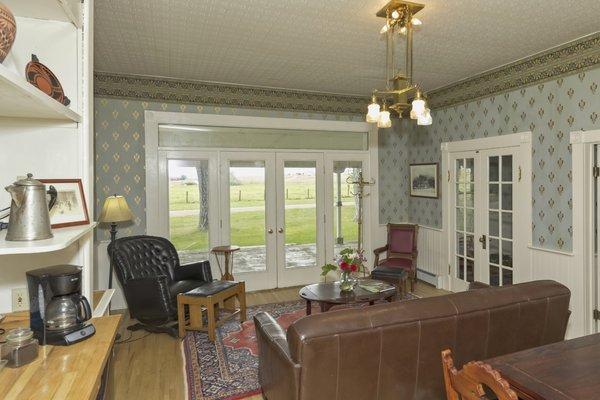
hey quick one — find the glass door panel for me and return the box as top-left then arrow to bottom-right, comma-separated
167,159 -> 212,264
228,160 -> 268,273
486,154 -> 514,286
283,160 -> 318,269
332,161 -> 362,255
454,157 -> 475,283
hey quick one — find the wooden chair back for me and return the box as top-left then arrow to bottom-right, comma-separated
441,349 -> 518,400
387,223 -> 419,259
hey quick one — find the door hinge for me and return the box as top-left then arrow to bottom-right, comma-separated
593,166 -> 600,179
448,264 -> 451,274
594,309 -> 600,320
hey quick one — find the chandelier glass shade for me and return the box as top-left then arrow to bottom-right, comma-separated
366,1 -> 431,128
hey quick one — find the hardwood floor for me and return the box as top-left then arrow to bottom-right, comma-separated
110,281 -> 449,399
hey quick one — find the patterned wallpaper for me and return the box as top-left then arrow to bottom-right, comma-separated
406,67 -> 600,251
94,98 -> 369,240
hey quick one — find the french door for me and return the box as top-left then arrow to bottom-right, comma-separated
449,147 -> 520,291
160,150 -> 370,291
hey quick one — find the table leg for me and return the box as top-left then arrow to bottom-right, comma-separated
306,300 -> 312,315
238,283 -> 247,322
320,303 -> 333,313
222,252 -> 234,281
206,297 -> 216,342
177,296 -> 186,338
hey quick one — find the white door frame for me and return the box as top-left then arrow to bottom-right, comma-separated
441,132 -> 532,291
571,129 -> 600,335
144,111 -> 380,289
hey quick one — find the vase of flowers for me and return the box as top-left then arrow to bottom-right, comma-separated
321,248 -> 366,292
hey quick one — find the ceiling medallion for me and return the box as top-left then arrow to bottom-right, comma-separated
366,0 -> 431,128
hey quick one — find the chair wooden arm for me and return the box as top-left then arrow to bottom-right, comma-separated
373,245 -> 388,267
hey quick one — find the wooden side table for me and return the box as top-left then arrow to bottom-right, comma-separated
211,245 -> 240,281
177,281 -> 246,342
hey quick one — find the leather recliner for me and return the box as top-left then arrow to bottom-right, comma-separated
254,280 -> 571,400
109,235 -> 214,335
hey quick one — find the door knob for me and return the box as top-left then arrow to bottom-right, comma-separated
267,228 -> 273,234
479,235 -> 487,249
278,228 -> 284,233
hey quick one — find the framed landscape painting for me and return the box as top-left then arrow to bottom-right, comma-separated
410,163 -> 438,198
40,179 -> 90,228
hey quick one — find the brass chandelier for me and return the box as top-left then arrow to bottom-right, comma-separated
366,0 -> 431,128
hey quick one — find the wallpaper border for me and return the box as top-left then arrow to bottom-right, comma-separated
94,73 -> 368,115
428,32 -> 600,109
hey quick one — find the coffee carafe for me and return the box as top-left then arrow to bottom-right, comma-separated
5,173 -> 57,241
26,265 -> 95,345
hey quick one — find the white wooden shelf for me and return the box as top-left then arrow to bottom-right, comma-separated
0,222 -> 97,255
3,0 -> 81,28
0,63 -> 81,122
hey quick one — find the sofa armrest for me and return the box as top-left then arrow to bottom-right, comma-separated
254,312 -> 301,400
174,260 -> 213,282
125,275 -> 174,323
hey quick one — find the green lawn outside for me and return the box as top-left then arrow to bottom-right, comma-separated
170,206 -> 358,251
169,181 -> 355,210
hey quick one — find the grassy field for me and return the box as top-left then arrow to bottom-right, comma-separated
169,180 -> 355,210
169,172 -> 359,251
170,206 -> 358,251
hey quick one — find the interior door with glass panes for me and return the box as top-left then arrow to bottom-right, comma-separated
449,152 -> 480,291
480,149 -> 517,286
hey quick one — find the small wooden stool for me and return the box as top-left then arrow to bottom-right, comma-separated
177,281 -> 247,341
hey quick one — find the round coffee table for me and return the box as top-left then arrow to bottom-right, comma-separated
299,279 -> 396,315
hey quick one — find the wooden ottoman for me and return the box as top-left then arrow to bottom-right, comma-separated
177,281 -> 247,341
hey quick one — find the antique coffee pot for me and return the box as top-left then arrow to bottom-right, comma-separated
4,174 -> 57,241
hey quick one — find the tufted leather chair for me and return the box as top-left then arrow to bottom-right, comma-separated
108,235 -> 214,334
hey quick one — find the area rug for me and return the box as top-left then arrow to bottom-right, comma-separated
182,294 -> 418,400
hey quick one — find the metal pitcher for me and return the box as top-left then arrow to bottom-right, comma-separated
5,174 -> 57,241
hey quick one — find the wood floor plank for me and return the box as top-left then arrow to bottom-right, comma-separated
111,281 -> 449,399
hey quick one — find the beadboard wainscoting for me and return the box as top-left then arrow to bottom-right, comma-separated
414,223 -> 585,339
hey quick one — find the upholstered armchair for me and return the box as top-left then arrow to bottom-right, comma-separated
108,235 -> 214,336
372,223 -> 419,292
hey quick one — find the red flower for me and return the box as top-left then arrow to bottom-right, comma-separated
351,264 -> 358,272
340,261 -> 350,271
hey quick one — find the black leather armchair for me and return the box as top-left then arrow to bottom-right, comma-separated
108,235 -> 214,336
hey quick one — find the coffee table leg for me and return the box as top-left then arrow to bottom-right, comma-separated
306,300 -> 312,315
320,303 -> 333,313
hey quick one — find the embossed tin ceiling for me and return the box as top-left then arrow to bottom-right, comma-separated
94,0 -> 600,96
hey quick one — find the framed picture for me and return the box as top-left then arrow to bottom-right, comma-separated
40,179 -> 90,228
410,163 -> 439,198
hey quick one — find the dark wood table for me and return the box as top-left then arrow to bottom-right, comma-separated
485,333 -> 600,400
299,279 -> 396,315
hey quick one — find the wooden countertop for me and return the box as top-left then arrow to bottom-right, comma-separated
0,311 -> 121,400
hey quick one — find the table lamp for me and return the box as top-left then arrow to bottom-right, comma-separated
99,195 -> 133,289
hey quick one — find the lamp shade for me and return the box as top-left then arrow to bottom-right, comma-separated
417,108 -> 433,126
366,101 -> 381,123
99,195 -> 133,223
377,109 -> 392,128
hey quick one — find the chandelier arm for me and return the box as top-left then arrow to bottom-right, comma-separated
374,85 -> 418,97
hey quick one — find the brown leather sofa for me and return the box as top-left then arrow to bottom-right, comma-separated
254,280 -> 570,400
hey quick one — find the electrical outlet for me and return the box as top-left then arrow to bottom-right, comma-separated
11,288 -> 29,312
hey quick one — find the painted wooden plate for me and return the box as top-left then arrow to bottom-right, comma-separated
25,54 -> 70,106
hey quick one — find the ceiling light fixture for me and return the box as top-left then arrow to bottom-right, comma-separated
366,1 -> 431,128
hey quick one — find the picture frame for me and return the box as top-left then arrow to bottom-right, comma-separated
409,163 -> 439,198
39,179 -> 90,228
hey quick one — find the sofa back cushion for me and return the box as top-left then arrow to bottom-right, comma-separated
286,280 -> 570,400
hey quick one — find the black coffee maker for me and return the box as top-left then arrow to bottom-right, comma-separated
26,265 -> 95,345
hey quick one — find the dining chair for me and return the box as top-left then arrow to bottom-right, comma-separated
441,349 -> 518,400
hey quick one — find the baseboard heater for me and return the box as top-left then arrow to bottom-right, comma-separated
416,268 -> 439,287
